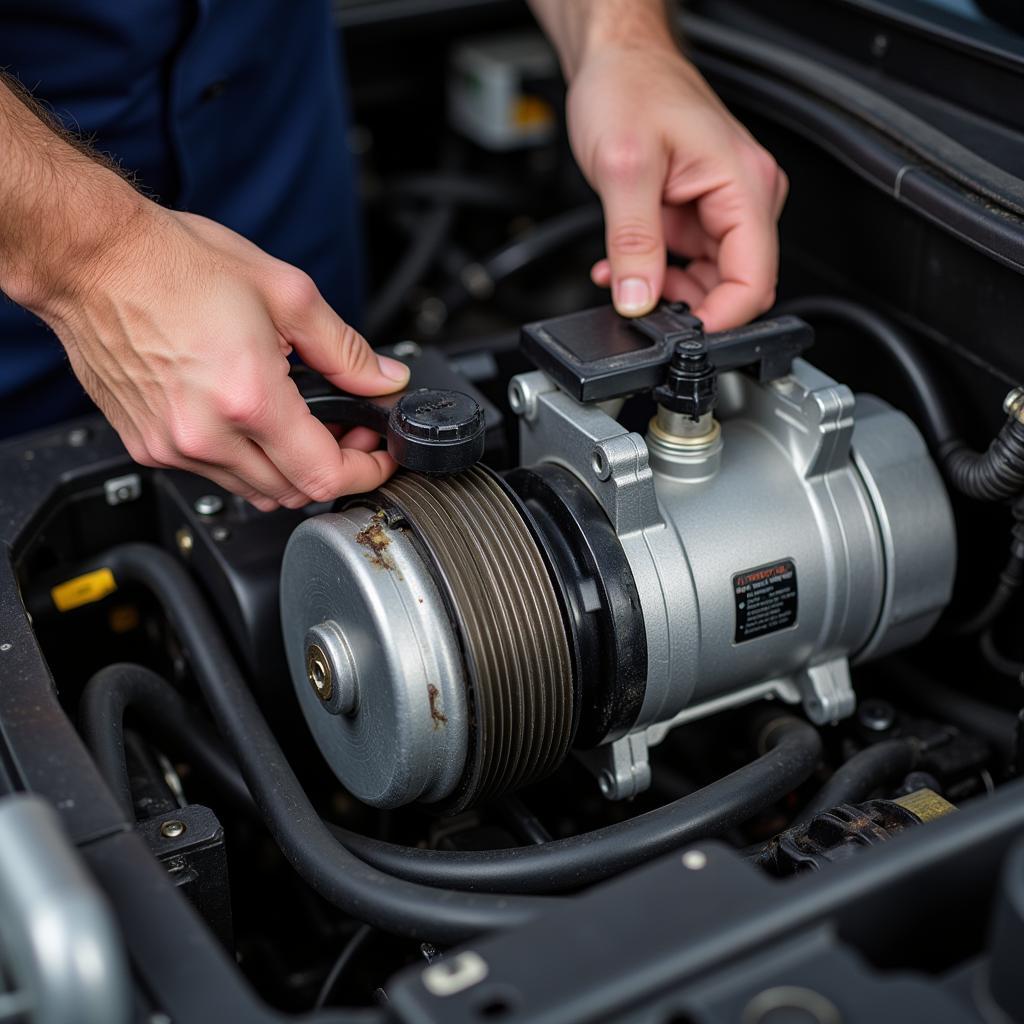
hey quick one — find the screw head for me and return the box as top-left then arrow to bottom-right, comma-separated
160,819 -> 186,839
67,427 -> 90,447
194,494 -> 224,517
306,642 -> 334,702
211,526 -> 231,543
682,850 -> 707,871
175,527 -> 194,558
858,698 -> 895,733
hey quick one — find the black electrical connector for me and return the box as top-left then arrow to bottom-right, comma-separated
520,302 -> 814,404
652,337 -> 719,421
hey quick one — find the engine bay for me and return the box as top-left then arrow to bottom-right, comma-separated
2,2 -> 1024,1023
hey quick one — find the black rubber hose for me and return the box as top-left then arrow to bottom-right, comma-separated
77,659 -> 819,897
777,296 -> 957,450
779,296 -> 1024,502
956,552 -> 1024,636
330,715 -> 822,894
782,296 -> 1024,499
794,738 -> 920,825
943,420 -> 1024,502
79,662 -> 253,818
85,544 -> 558,942
438,205 -> 603,320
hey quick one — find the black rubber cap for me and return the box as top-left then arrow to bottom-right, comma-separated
387,388 -> 485,474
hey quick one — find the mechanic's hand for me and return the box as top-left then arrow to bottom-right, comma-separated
50,208 -> 409,511
567,41 -> 788,329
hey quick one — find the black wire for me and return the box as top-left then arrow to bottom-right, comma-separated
779,295 -> 1024,504
497,795 -> 552,845
777,296 -> 958,450
314,925 -> 373,1011
438,205 -> 603,320
980,628 -> 1024,679
364,203 -> 454,337
884,661 -> 1020,767
83,546 -> 557,943
955,554 -> 1024,636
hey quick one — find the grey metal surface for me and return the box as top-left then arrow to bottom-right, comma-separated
280,508 -> 469,807
512,358 -> 955,798
0,794 -> 131,1024
850,394 -> 957,662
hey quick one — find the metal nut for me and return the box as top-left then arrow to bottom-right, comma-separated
306,642 -> 334,703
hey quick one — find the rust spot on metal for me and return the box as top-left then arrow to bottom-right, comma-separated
427,683 -> 447,729
356,512 -> 398,573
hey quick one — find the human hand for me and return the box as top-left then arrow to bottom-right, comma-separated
40,208 -> 409,510
567,38 -> 788,329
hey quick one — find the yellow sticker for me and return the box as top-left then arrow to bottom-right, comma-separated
51,568 -> 117,612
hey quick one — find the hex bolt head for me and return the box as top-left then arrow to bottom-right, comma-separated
194,494 -> 224,517
160,820 -> 186,839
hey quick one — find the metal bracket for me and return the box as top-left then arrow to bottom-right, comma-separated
576,733 -> 652,801
795,657 -> 855,725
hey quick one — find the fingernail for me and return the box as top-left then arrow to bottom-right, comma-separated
377,355 -> 410,384
615,277 -> 652,315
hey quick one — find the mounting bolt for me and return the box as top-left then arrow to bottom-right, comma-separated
858,698 -> 895,733
160,820 -> 186,839
194,494 -> 224,517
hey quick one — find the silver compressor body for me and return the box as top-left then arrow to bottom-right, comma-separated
281,357 -> 955,809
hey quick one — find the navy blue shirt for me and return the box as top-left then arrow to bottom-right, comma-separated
0,0 -> 362,437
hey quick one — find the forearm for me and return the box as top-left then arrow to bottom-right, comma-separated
0,77 -> 147,318
527,0 -> 678,79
